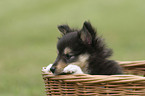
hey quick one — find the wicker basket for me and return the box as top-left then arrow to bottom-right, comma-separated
42,61 -> 145,96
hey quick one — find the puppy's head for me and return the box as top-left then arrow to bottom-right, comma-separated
50,22 -> 96,75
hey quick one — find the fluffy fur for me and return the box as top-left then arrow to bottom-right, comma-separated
49,21 -> 122,75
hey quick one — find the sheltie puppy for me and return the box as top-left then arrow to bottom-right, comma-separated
44,21 -> 122,75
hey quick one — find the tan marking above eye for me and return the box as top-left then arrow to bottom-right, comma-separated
64,47 -> 72,54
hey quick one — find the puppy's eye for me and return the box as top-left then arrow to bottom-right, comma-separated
64,54 -> 74,60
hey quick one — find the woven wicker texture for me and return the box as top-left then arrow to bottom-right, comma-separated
42,61 -> 145,96
119,61 -> 145,76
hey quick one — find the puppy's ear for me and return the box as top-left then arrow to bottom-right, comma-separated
83,21 -> 96,39
58,25 -> 71,35
79,23 -> 92,45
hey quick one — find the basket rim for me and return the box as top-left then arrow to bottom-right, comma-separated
42,72 -> 145,84
118,60 -> 145,67
42,60 -> 145,84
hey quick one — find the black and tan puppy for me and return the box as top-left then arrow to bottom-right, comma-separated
45,21 -> 122,75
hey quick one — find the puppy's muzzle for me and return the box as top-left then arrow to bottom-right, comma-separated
50,66 -> 56,73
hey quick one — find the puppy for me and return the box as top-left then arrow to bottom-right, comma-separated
46,21 -> 122,75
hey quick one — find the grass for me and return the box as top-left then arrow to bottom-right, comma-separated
0,0 -> 145,96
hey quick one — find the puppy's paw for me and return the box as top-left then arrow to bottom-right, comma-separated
62,64 -> 84,74
42,64 -> 53,73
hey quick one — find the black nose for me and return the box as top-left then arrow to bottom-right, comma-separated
50,67 -> 56,73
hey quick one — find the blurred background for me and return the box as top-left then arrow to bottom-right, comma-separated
0,0 -> 145,96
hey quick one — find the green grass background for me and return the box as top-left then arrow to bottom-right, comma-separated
0,0 -> 145,96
